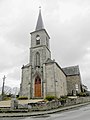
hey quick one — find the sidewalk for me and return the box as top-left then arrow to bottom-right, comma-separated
0,102 -> 90,117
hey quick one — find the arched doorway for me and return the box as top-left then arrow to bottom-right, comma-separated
34,76 -> 41,97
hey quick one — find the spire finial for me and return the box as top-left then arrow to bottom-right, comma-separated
39,6 -> 41,13
39,6 -> 41,9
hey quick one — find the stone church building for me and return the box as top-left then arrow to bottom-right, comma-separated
20,9 -> 82,99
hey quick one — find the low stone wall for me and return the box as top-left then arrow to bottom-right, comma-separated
28,100 -> 61,111
65,97 -> 90,106
17,97 -> 90,111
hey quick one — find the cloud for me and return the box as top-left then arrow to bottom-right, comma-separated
0,0 -> 90,90
48,1 -> 90,66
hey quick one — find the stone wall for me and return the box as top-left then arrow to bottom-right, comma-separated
45,63 -> 55,96
54,63 -> 67,97
30,30 -> 50,49
28,100 -> 61,111
27,97 -> 90,111
45,62 -> 67,98
30,29 -> 51,67
66,75 -> 81,95
20,65 -> 31,98
65,97 -> 90,106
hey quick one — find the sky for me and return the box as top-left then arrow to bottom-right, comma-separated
0,0 -> 90,90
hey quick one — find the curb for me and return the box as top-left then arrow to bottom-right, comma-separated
0,102 -> 90,117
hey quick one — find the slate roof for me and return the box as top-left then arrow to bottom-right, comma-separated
22,63 -> 31,69
62,65 -> 80,76
35,8 -> 44,31
45,58 -> 55,63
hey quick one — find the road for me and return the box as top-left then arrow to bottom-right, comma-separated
0,104 -> 90,120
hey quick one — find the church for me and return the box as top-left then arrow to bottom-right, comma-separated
20,9 -> 82,99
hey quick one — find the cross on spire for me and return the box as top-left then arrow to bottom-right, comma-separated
39,6 -> 41,9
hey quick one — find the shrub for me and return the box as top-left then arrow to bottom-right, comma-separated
78,92 -> 87,97
45,96 -> 57,101
3,97 -> 11,100
60,95 -> 67,99
59,96 -> 67,105
16,95 -> 19,98
18,96 -> 28,100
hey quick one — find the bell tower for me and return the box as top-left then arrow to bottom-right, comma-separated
30,7 -> 51,69
20,8 -> 68,99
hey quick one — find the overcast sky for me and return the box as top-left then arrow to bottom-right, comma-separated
0,0 -> 90,90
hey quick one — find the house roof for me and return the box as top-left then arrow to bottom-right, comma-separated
62,65 -> 80,76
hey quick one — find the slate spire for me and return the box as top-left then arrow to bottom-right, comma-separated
35,7 -> 44,31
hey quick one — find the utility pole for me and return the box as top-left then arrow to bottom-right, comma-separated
2,75 -> 6,100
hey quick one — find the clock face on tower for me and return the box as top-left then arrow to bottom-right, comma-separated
36,35 -> 40,45
36,35 -> 40,40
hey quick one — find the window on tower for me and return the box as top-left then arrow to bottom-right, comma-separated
36,52 -> 40,67
36,35 -> 40,45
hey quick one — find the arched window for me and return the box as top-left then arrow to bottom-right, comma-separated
36,52 -> 40,67
36,35 -> 40,45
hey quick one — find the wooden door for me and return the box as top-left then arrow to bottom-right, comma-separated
35,76 -> 41,97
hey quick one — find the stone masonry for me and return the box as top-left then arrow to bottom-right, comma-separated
20,8 -> 82,99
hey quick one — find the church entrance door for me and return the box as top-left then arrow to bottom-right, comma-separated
35,76 -> 41,97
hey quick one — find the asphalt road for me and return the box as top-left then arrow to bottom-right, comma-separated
0,104 -> 90,120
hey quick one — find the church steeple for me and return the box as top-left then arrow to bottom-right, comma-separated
30,8 -> 51,67
35,7 -> 44,31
